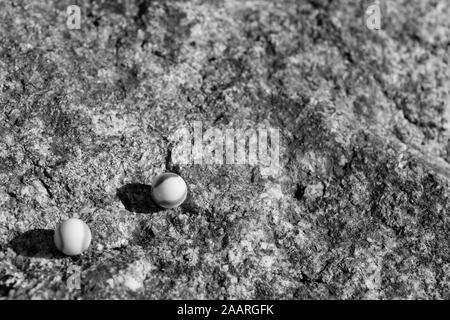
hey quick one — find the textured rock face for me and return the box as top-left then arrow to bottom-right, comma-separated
0,0 -> 449,299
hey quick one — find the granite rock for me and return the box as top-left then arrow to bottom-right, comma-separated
0,0 -> 449,299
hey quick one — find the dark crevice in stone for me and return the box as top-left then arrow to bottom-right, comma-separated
294,184 -> 306,201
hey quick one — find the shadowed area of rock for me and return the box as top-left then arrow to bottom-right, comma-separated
9,229 -> 61,258
117,183 -> 163,214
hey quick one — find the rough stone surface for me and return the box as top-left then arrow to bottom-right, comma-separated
0,0 -> 449,299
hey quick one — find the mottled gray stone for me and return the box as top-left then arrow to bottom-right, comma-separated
0,0 -> 449,299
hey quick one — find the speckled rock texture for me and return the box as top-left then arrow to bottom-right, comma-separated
0,0 -> 449,299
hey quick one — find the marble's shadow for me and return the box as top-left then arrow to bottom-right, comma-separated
116,183 -> 163,214
9,229 -> 63,258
